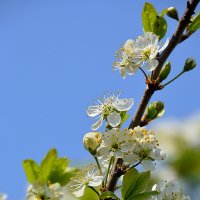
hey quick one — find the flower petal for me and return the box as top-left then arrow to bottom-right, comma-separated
145,59 -> 158,71
141,160 -> 155,171
159,38 -> 169,53
107,112 -> 121,127
72,185 -> 86,197
89,176 -> 104,187
114,150 -> 124,158
87,105 -> 102,117
91,116 -> 103,130
113,98 -> 134,111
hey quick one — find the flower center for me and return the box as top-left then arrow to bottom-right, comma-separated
143,48 -> 151,60
103,105 -> 114,115
111,143 -> 119,150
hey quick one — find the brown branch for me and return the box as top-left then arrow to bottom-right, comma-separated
105,0 -> 199,195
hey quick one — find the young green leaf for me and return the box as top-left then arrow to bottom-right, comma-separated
122,168 -> 139,199
188,12 -> 200,33
142,3 -> 157,33
142,3 -> 167,39
120,111 -> 130,126
23,160 -> 41,184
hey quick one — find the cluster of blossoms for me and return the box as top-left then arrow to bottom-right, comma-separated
113,32 -> 169,78
26,183 -> 63,200
152,180 -> 191,200
96,126 -> 166,171
87,92 -> 134,130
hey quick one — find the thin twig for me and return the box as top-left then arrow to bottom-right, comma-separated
106,0 -> 200,194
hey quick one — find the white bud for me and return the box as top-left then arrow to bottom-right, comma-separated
83,132 -> 102,155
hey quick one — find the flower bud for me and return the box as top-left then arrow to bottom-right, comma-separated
159,61 -> 171,82
166,7 -> 179,21
143,101 -> 165,122
183,58 -> 196,72
83,132 -> 102,155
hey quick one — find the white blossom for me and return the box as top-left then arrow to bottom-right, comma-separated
26,183 -> 63,200
123,126 -> 166,171
134,32 -> 169,71
113,39 -> 140,78
68,165 -> 103,197
87,92 -> 134,130
0,194 -> 7,200
113,32 -> 169,78
96,128 -> 134,160
152,180 -> 191,200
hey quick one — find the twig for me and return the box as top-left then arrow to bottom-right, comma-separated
105,0 -> 200,194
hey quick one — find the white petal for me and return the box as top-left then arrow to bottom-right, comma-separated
97,146 -> 110,157
145,59 -> 158,71
114,150 -> 124,158
72,185 -> 86,197
107,112 -> 121,127
159,38 -> 169,52
87,105 -> 102,117
151,148 -> 166,160
142,160 -> 155,171
26,193 -> 38,200
91,116 -> 103,130
125,65 -> 138,75
89,176 -> 104,186
113,98 -> 134,111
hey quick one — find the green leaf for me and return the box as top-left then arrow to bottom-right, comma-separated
122,170 -> 151,200
100,191 -> 120,200
159,61 -> 171,82
133,171 -> 150,194
131,191 -> 159,200
142,3 -> 157,33
154,16 -> 167,39
23,160 -> 41,184
188,12 -> 200,33
40,148 -> 58,183
142,3 -> 167,39
122,168 -> 139,199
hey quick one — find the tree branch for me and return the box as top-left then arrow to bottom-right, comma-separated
106,0 -> 199,194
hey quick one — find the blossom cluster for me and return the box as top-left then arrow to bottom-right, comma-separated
113,32 -> 169,78
96,126 -> 166,171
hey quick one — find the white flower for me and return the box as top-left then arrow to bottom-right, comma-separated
96,128 -> 134,160
87,92 -> 134,130
68,165 -> 103,197
0,194 -> 7,200
26,183 -> 63,200
83,132 -> 102,155
123,126 -> 166,171
134,32 -> 169,71
152,180 -> 191,200
113,39 -> 140,78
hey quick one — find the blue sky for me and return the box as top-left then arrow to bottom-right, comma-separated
0,0 -> 199,199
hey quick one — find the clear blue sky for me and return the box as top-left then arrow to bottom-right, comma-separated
0,0 -> 199,199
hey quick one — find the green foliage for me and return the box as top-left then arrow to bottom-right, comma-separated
122,168 -> 156,200
99,191 -> 120,200
142,3 -> 167,39
165,7 -> 179,21
23,148 -> 77,186
188,12 -> 200,33
159,61 -> 171,82
80,187 -> 99,200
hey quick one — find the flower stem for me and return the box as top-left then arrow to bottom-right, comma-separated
139,67 -> 149,80
162,71 -> 184,87
105,156 -> 114,186
94,156 -> 102,175
88,186 -> 100,197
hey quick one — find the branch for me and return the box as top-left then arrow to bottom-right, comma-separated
106,0 -> 199,194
